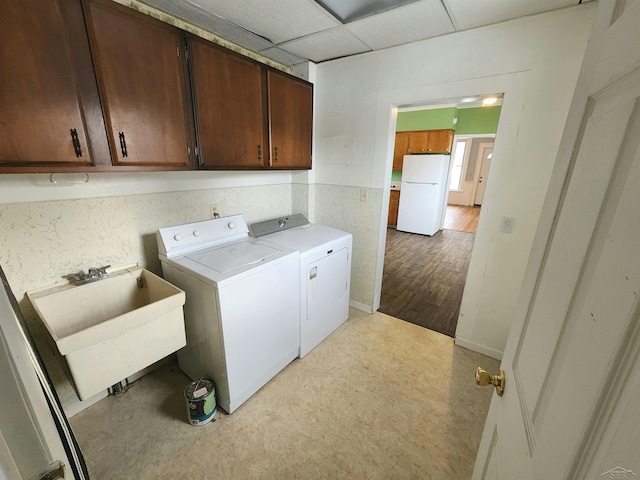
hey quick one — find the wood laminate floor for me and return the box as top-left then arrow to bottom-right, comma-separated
379,222 -> 475,337
444,205 -> 481,234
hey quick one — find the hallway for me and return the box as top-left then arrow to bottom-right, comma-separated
379,205 -> 479,336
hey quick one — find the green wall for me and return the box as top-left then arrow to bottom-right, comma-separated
397,106 -> 501,134
396,108 -> 457,131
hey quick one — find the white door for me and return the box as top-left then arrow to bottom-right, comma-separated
472,1 -> 640,478
473,147 -> 492,205
1,270 -> 87,479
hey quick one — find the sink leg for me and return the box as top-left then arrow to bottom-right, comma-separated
108,379 -> 129,396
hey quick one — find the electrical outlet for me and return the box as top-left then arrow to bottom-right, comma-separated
360,189 -> 368,202
210,204 -> 220,218
500,216 -> 515,233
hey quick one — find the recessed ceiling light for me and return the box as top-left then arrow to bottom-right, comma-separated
483,97 -> 498,106
315,0 -> 421,23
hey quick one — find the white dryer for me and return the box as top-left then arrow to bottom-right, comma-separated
157,214 -> 299,413
250,214 -> 352,358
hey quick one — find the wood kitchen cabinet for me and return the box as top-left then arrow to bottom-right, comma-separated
267,70 -> 313,169
392,129 -> 454,171
188,37 -> 266,169
0,0 -> 312,174
84,0 -> 194,169
187,38 -> 311,170
392,133 -> 411,171
0,0 -> 110,171
388,190 -> 400,225
427,129 -> 454,153
408,129 -> 454,154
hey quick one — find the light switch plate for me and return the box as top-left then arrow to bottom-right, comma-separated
500,216 -> 515,233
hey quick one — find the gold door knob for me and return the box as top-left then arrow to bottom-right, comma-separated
476,367 -> 505,396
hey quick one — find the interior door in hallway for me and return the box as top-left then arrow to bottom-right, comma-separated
473,1 -> 640,477
473,146 -> 492,205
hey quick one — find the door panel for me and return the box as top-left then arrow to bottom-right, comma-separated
0,0 -> 107,167
307,248 -> 348,321
473,1 -> 640,477
267,70 -> 312,169
87,0 -> 192,167
190,38 -> 266,168
473,147 -> 492,205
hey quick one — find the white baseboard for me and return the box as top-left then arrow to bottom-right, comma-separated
454,336 -> 503,361
349,300 -> 373,314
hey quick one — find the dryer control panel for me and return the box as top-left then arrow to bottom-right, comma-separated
250,213 -> 310,238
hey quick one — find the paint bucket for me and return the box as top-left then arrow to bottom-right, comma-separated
184,378 -> 216,426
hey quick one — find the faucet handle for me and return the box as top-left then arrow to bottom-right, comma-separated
97,265 -> 111,275
66,272 -> 86,282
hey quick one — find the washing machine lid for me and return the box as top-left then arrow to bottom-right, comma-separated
185,241 -> 280,273
163,237 -> 298,287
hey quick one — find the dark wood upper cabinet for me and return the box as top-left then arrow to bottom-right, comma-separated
84,0 -> 193,168
0,0 -> 110,170
188,37 -> 267,169
0,0 -> 312,174
267,70 -> 313,169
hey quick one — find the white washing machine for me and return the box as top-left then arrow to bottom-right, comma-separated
250,214 -> 352,358
156,214 -> 300,414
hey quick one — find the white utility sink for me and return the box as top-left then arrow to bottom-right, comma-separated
28,266 -> 186,400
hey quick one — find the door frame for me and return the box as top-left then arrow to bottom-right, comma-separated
0,267 -> 88,479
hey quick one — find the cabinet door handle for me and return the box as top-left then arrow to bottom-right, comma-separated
118,131 -> 128,158
274,147 -> 279,163
70,129 -> 82,157
257,144 -> 262,160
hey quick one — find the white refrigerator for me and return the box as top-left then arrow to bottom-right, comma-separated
397,154 -> 450,236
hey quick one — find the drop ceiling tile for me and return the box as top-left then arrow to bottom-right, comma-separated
279,27 -> 371,63
346,0 -> 455,50
141,0 -> 273,51
188,0 -> 340,44
258,47 -> 306,67
443,0 -> 576,31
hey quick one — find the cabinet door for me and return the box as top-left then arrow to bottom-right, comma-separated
267,70 -> 313,169
392,133 -> 410,171
86,0 -> 192,168
0,0 -> 109,169
408,131 -> 430,153
388,190 -> 400,225
428,129 -> 454,153
189,38 -> 266,168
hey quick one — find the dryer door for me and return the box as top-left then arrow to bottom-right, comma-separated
307,248 -> 349,321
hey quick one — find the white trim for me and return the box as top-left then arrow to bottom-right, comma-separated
454,336 -> 504,361
350,300 -> 373,314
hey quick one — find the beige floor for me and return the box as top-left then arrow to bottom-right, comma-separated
69,309 -> 499,479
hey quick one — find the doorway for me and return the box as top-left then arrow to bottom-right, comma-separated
379,99 -> 501,337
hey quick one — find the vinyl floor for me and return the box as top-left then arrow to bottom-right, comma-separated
379,224 -> 475,337
70,309 -> 499,479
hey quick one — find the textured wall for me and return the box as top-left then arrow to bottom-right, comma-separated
0,184 -> 293,303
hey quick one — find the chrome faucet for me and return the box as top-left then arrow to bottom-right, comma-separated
66,265 -> 111,285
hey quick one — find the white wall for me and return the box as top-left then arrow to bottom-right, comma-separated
312,4 -> 597,357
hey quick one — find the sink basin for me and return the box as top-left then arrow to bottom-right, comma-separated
28,266 -> 186,400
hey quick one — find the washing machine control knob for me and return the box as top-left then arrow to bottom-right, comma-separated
227,222 -> 236,230
173,234 -> 182,241
193,230 -> 200,237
